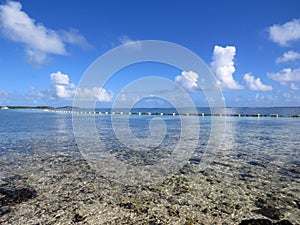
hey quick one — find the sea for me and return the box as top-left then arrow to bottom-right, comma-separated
0,107 -> 299,224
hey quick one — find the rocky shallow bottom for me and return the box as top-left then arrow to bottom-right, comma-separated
0,145 -> 299,225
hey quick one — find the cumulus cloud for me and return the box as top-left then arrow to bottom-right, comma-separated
268,68 -> 300,83
175,71 -> 200,92
211,45 -> 243,90
276,51 -> 300,63
0,72 -> 112,105
50,71 -> 76,99
0,1 -> 90,64
243,73 -> 273,91
268,19 -> 300,46
50,71 -> 112,102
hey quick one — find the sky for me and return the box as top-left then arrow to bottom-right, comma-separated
0,0 -> 300,107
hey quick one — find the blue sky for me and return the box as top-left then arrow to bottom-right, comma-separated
0,0 -> 300,107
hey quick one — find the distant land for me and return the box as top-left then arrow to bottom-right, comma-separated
0,106 -> 77,109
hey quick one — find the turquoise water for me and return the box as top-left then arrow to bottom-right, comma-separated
0,108 -> 299,224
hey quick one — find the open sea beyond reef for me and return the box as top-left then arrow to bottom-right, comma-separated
0,107 -> 299,224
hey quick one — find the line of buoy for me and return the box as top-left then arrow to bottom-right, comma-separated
48,110 -> 300,118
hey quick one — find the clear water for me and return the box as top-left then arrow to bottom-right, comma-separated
0,108 -> 299,224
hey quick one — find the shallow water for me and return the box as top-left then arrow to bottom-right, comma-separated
0,109 -> 299,224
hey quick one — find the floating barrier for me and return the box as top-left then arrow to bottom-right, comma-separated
270,114 -> 279,117
47,110 -> 300,118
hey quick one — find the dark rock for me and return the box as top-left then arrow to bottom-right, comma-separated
73,213 -> 85,222
118,202 -> 135,210
248,161 -> 266,167
254,206 -> 283,220
255,198 -> 267,208
237,153 -> 244,158
206,178 -> 214,184
0,207 -> 11,217
188,158 -> 201,164
0,186 -> 37,205
287,168 -> 300,174
274,220 -> 293,225
239,219 -> 273,225
239,219 -> 294,225
240,173 -> 255,180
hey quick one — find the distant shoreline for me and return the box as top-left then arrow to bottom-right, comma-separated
1,106 -> 300,109
0,106 -> 77,109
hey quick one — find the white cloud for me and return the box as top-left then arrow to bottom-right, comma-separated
175,71 -> 200,92
268,68 -> 300,84
243,73 -> 273,91
0,72 -> 112,105
211,45 -> 243,90
50,71 -> 76,99
50,71 -> 112,101
0,1 -> 89,64
59,28 -> 90,48
268,19 -> 300,46
276,51 -> 300,63
75,87 -> 112,102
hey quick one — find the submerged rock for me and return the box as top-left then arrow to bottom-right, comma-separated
0,175 -> 37,209
0,186 -> 36,205
73,213 -> 85,222
238,219 -> 293,225
239,219 -> 273,225
254,206 -> 283,220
